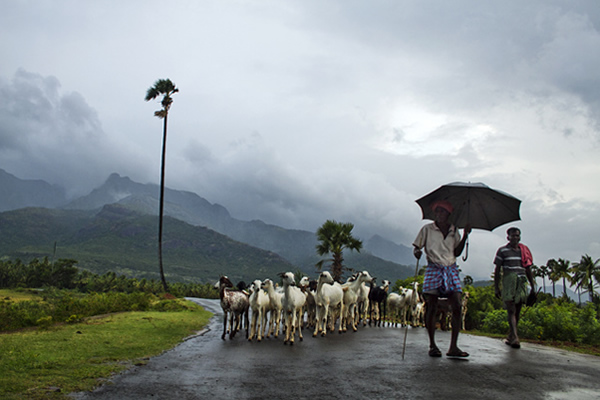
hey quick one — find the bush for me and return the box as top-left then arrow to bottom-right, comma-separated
481,309 -> 508,334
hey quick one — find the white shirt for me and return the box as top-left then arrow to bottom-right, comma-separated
413,222 -> 462,266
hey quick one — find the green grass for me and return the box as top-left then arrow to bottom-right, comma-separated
0,288 -> 43,302
0,303 -> 212,400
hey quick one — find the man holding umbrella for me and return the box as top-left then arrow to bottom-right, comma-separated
413,200 -> 471,358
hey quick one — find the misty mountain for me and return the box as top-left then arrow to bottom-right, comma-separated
0,205 -> 414,284
63,173 -> 415,270
0,204 -> 296,284
1,170 -> 415,282
0,168 -> 67,211
365,234 -> 415,266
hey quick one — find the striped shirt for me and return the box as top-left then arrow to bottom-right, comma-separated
494,244 -> 526,275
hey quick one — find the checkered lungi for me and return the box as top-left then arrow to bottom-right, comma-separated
423,262 -> 462,296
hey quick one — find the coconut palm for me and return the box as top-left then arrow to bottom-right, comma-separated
572,254 -> 600,302
145,78 -> 179,292
547,258 -> 558,297
538,264 -> 549,293
553,258 -> 572,298
315,220 -> 363,282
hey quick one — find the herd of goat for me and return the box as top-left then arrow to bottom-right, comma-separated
217,271 -> 469,345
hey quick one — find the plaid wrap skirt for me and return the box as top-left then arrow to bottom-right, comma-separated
423,262 -> 462,296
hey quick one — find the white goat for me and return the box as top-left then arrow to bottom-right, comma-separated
313,271 -> 345,337
355,274 -> 373,327
279,272 -> 307,345
299,276 -> 316,329
341,271 -> 373,332
248,279 -> 271,342
262,278 -> 284,338
412,299 -> 425,327
386,290 -> 405,327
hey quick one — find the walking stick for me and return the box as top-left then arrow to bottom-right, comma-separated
402,257 -> 420,360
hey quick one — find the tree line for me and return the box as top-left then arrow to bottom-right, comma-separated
530,255 -> 600,302
0,257 -> 218,298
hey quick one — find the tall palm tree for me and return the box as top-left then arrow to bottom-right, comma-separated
572,254 -> 600,302
530,264 -> 540,287
315,220 -> 363,282
553,258 -> 572,298
145,78 -> 179,292
538,264 -> 549,293
547,258 -> 558,297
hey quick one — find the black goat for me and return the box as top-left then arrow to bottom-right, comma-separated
368,279 -> 390,327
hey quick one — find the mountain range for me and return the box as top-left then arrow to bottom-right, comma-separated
0,168 -> 415,284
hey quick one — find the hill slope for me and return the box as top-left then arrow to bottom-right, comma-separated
64,173 -> 416,269
0,205 -> 414,284
0,205 -> 294,284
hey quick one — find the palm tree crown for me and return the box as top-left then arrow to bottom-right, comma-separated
572,254 -> 600,302
145,79 -> 179,118
315,220 -> 363,282
553,258 -> 572,298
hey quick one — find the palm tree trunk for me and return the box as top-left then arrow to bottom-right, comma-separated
542,277 -> 546,293
158,113 -> 169,292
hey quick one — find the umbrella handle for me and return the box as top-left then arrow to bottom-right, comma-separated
462,236 -> 469,262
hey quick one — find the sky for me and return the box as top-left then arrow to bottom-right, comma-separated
1,0 -> 600,281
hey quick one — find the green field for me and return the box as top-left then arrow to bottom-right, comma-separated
0,302 -> 212,400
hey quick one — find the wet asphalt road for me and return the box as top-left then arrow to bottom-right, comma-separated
72,298 -> 600,400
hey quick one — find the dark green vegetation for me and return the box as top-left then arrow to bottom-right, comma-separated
315,220 -> 363,281
533,256 -> 600,303
0,258 -> 218,332
0,205 -> 295,285
395,276 -> 600,351
0,205 -> 413,284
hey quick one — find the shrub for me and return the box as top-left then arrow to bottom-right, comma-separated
481,309 -> 508,334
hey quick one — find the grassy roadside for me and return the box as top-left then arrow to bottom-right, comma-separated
0,302 -> 212,400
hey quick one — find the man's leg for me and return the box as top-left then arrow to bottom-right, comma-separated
424,294 -> 440,354
506,300 -> 519,346
447,291 -> 468,356
515,302 -> 523,325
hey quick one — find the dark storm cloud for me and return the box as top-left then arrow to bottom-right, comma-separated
0,69 -> 142,197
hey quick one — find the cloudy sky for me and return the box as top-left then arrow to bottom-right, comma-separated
1,0 -> 600,281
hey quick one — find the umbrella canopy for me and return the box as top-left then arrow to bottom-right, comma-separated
416,182 -> 521,231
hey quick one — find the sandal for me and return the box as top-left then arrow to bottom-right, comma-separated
446,349 -> 469,358
510,341 -> 521,349
429,347 -> 442,357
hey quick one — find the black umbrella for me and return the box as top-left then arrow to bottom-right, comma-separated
416,182 -> 521,231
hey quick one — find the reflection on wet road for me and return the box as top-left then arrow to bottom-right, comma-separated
73,298 -> 600,400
